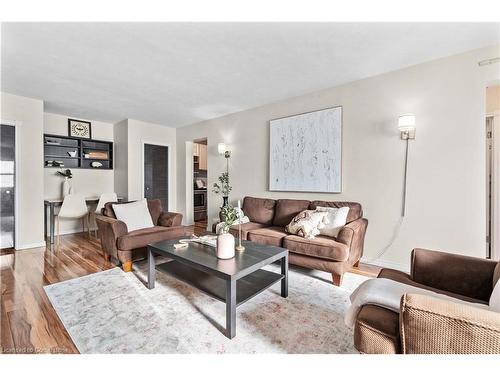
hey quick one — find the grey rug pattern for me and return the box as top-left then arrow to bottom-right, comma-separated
44,259 -> 369,354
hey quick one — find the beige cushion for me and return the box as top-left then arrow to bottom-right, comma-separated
284,210 -> 328,239
112,199 -> 154,232
316,206 -> 349,237
489,278 -> 500,312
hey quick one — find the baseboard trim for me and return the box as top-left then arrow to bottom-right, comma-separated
361,257 -> 409,273
15,241 -> 47,250
51,228 -> 98,236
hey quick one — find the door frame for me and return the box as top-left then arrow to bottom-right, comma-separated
488,111 -> 500,260
1,119 -> 21,250
141,140 -> 173,211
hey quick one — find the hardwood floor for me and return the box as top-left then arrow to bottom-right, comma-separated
0,228 -> 380,354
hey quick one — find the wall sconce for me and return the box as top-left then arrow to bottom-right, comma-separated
398,114 -> 416,140
217,143 -> 231,158
218,142 -> 231,175
399,114 -> 416,217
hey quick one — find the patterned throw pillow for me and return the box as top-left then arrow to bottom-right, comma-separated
285,210 -> 329,239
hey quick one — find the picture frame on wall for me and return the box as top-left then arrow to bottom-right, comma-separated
68,118 -> 92,139
269,106 -> 342,193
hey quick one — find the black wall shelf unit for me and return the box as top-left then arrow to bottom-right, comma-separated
44,134 -> 113,170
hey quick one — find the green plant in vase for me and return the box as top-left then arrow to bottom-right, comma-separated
219,205 -> 237,234
212,172 -> 232,207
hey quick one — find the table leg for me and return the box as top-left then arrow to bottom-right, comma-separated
147,246 -> 156,289
226,279 -> 236,339
49,203 -> 55,245
281,253 -> 288,298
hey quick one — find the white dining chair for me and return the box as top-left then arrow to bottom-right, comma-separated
56,194 -> 90,245
92,192 -> 118,237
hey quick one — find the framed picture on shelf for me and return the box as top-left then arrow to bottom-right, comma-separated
68,118 -> 92,139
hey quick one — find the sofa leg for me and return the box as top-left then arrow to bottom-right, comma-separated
353,260 -> 360,268
332,273 -> 343,286
122,261 -> 132,272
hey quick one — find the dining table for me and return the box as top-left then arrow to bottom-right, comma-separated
44,196 -> 124,245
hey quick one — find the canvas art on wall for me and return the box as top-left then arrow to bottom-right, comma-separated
269,106 -> 342,192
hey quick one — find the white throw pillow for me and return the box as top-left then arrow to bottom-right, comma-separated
315,206 -> 350,238
112,199 -> 154,232
489,278 -> 500,313
285,210 -> 329,239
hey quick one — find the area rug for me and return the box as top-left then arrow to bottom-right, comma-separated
44,259 -> 370,354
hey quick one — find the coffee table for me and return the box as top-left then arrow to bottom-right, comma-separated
146,238 -> 288,339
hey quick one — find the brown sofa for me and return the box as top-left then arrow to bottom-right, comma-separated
96,199 -> 185,272
217,196 -> 368,286
354,248 -> 500,354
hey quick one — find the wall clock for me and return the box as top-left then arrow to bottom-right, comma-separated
68,118 -> 92,139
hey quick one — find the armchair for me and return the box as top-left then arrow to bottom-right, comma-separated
354,248 -> 500,354
96,199 -> 185,271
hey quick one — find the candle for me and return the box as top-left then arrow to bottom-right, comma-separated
238,200 -> 241,210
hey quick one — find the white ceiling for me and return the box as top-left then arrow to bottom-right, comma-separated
2,23 -> 499,127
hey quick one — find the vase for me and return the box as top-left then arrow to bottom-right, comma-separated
62,178 -> 71,197
222,196 -> 229,208
216,232 -> 235,259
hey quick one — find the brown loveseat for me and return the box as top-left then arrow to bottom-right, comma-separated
217,196 -> 368,286
354,248 -> 500,354
96,199 -> 185,272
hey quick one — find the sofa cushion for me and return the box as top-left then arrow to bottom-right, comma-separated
309,201 -> 362,223
228,222 -> 268,240
283,235 -> 349,262
378,268 -> 487,305
273,199 -> 310,227
103,199 -> 163,225
247,226 -> 288,247
354,304 -> 400,354
112,199 -> 154,232
242,197 -> 276,225
117,226 -> 185,251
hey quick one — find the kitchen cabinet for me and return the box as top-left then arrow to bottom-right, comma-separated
198,144 -> 207,170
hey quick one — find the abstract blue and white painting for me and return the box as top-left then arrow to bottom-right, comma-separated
269,106 -> 342,192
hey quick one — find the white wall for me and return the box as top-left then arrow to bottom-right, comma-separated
1,92 -> 45,249
126,119 -> 177,211
111,119 -> 177,211
113,119 -> 129,200
176,45 -> 500,270
43,112 -> 115,233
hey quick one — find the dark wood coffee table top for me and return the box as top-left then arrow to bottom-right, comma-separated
147,237 -> 289,338
148,237 -> 287,280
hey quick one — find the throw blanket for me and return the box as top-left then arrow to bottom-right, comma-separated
344,278 -> 489,328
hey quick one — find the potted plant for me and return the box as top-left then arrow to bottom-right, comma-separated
216,205 -> 237,259
212,172 -> 232,208
57,168 -> 73,197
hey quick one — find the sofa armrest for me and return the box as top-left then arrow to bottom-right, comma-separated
410,248 -> 497,303
400,293 -> 500,354
95,215 -> 128,260
337,218 -> 368,265
158,211 -> 183,227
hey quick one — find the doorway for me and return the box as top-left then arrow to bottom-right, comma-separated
193,138 -> 208,231
143,143 -> 169,211
1,124 -> 16,249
